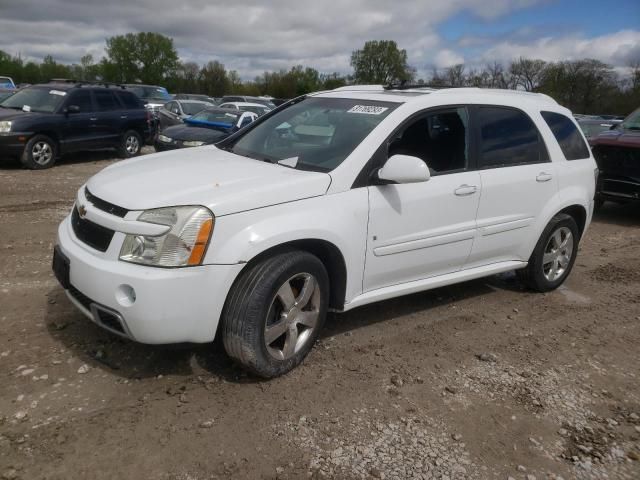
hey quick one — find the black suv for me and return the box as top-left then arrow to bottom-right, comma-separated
0,81 -> 154,169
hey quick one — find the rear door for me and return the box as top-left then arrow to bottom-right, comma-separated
466,106 -> 558,267
364,107 -> 481,291
93,89 -> 123,147
61,89 -> 98,153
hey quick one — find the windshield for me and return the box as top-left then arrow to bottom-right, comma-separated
239,105 -> 270,116
181,102 -> 208,115
128,86 -> 171,101
228,97 -> 398,172
0,86 -> 66,113
191,110 -> 240,124
622,109 -> 640,130
0,91 -> 14,102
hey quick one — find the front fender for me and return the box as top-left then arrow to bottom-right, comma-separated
204,189 -> 369,303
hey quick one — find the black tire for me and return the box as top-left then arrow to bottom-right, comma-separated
222,250 -> 329,378
517,213 -> 580,292
118,130 -> 142,158
20,134 -> 57,169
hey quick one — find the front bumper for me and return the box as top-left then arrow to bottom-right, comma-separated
0,132 -> 31,158
56,214 -> 243,344
597,174 -> 640,202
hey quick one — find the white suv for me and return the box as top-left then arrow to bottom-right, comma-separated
53,85 -> 597,377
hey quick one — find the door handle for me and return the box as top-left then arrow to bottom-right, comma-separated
89,117 -> 98,121
454,184 -> 477,196
536,172 -> 553,182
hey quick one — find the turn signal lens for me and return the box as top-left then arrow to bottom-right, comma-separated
188,218 -> 213,265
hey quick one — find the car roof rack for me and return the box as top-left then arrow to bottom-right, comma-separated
384,82 -> 454,90
46,79 -> 126,89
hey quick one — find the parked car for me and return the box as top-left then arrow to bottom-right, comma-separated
53,86 -> 596,377
173,93 -> 219,105
0,76 -> 16,89
155,107 -> 257,151
123,84 -> 172,113
218,101 -> 271,116
220,95 -> 276,109
590,107 -> 640,207
0,81 -> 154,169
576,117 -> 622,144
157,99 -> 214,130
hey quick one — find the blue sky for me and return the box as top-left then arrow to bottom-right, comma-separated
0,0 -> 639,78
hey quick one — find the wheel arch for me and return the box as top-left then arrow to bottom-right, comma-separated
557,204 -> 587,238
231,238 -> 348,311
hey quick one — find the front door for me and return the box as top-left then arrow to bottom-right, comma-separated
363,107 -> 481,292
61,90 -> 98,153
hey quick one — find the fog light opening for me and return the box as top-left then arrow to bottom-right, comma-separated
115,284 -> 136,307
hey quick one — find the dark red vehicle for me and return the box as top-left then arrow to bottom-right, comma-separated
591,107 -> 640,208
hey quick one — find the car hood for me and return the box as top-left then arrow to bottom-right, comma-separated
0,107 -> 39,121
86,146 -> 332,216
592,128 -> 640,148
162,124 -> 228,142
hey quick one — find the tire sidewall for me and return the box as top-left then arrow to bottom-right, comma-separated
529,215 -> 580,291
228,252 -> 330,377
120,130 -> 142,158
21,135 -> 57,169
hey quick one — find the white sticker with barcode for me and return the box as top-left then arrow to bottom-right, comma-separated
49,90 -> 67,96
347,105 -> 388,115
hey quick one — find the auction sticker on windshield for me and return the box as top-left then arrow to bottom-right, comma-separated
49,90 -> 67,96
347,105 -> 389,115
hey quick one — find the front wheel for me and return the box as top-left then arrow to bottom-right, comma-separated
517,213 -> 579,292
118,130 -> 142,158
20,134 -> 57,169
222,250 -> 329,378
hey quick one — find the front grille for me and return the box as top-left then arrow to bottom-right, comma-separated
68,284 -> 92,310
71,207 -> 115,252
593,145 -> 640,178
95,309 -> 125,334
68,284 -> 127,336
85,188 -> 129,218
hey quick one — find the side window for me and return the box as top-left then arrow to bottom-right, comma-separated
94,90 -> 119,111
388,108 -> 469,175
172,103 -> 181,114
115,91 -> 141,109
477,106 -> 548,168
67,90 -> 93,113
541,111 -> 590,160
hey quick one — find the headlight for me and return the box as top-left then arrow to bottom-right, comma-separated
119,206 -> 214,267
0,121 -> 12,133
158,134 -> 172,143
182,140 -> 205,147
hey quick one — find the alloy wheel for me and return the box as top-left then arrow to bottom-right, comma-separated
542,226 -> 574,282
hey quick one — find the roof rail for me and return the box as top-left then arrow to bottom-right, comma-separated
47,78 -> 126,89
331,85 -> 384,92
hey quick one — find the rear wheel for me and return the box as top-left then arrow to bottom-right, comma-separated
517,213 -> 579,292
222,250 -> 329,378
20,135 -> 57,169
118,130 -> 142,158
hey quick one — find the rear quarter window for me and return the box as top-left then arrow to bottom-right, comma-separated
115,91 -> 143,109
541,111 -> 590,160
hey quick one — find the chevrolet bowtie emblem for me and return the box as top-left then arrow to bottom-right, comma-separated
78,204 -> 87,218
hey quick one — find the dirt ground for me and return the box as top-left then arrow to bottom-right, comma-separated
0,149 -> 639,480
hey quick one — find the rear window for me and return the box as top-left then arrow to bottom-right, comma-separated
477,106 -> 549,168
115,91 -> 142,109
541,111 -> 590,160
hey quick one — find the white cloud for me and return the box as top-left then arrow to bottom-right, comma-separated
0,0 -> 637,80
481,30 -> 640,67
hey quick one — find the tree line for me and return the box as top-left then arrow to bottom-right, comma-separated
1,34 -> 638,115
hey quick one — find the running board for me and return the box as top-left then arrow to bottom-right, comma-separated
343,260 -> 527,311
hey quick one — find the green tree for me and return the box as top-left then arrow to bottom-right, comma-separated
350,40 -> 414,84
105,32 -> 179,84
199,60 -> 228,96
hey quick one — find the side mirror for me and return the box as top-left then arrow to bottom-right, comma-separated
66,105 -> 80,114
376,154 -> 431,184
